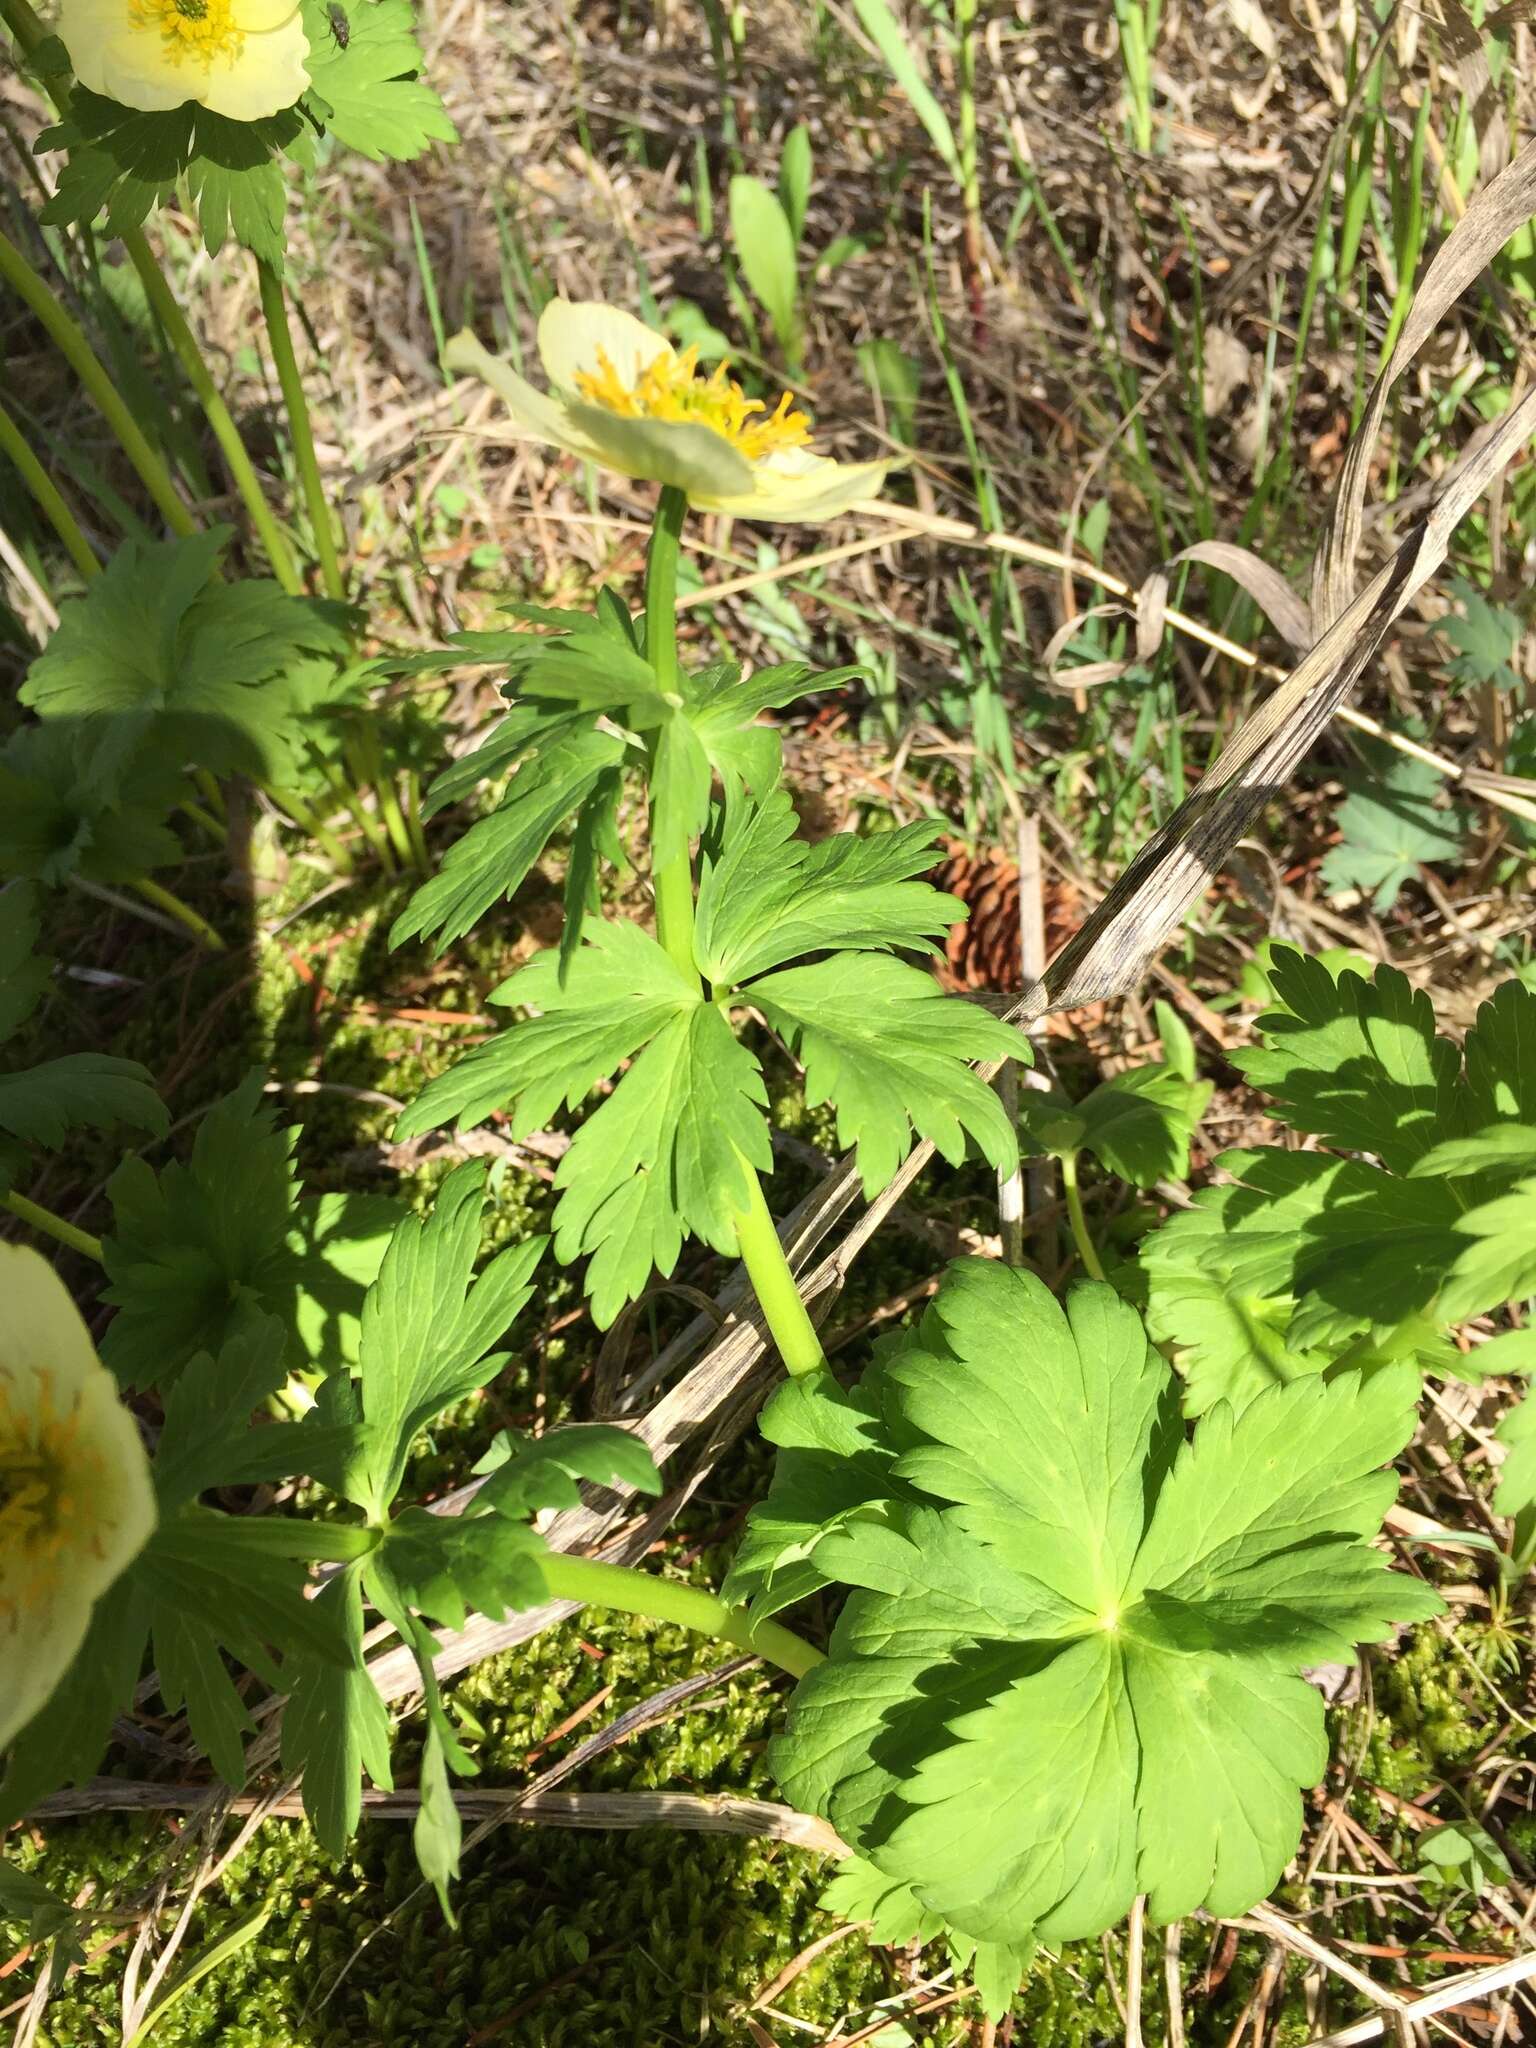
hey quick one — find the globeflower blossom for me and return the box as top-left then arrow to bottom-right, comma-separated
0,1243 -> 155,1749
59,0 -> 310,122
447,300 -> 892,523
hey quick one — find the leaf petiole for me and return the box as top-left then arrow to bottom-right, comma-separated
123,230 -> 303,595
0,225 -> 197,542
730,1160 -> 830,1378
642,484 -> 698,979
256,257 -> 347,605
1,1188 -> 104,1263
128,876 -> 227,952
1059,1149 -> 1107,1282
538,1550 -> 823,1680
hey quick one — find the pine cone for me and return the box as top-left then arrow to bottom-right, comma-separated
933,843 -> 1080,992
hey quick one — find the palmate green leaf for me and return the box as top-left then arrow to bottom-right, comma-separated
151,1314 -> 320,1512
768,1261 -> 1436,1955
1233,951 -> 1465,1172
1017,1064 -> 1211,1190
398,917 -> 698,1138
684,661 -> 860,798
721,1353 -> 919,1621
373,1508 -> 550,1630
0,1859 -> 78,1950
400,921 -> 773,1324
142,1510 -> 356,1792
102,1076 -> 398,1389
20,531 -> 350,783
416,701 -> 594,819
341,1160 -> 546,1516
471,1421 -> 661,1518
300,0 -> 458,162
749,954 -> 1027,1196
695,787 -> 960,984
0,1581 -> 149,1826
1495,1375 -> 1536,1518
819,1854 -> 1035,2022
37,93 -> 304,268
1187,1150 -> 1465,1328
0,718 -> 184,888
0,884 -> 52,1042
1442,577 -> 1523,693
1440,1178 -> 1536,1323
282,1567 -> 395,1860
551,1002 -> 770,1326
413,1721 -> 463,1926
1140,1191 -> 1329,1417
391,724 -> 626,952
651,709 -> 714,874
1321,744 -> 1469,912
0,1053 -> 165,1153
1464,978 -> 1536,1127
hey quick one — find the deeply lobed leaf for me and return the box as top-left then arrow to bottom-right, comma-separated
765,1261 -> 1437,1954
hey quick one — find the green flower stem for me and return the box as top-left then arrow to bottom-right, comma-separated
189,768 -> 225,823
256,257 -> 346,604
538,1551 -> 823,1680
1,1189 -> 104,1263
403,768 -> 431,873
274,787 -> 354,873
0,397 -> 99,581
642,483 -> 698,979
0,227 -> 197,541
179,797 -> 226,842
1060,1149 -> 1107,1282
128,875 -> 227,952
122,230 -> 303,595
323,759 -> 396,872
348,722 -> 417,871
731,1159 -> 830,1378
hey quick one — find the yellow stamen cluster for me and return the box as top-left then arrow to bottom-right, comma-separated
574,345 -> 813,463
129,0 -> 245,67
0,1368 -> 103,1624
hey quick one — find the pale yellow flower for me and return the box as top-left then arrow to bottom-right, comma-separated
59,0 -> 310,122
446,300 -> 894,523
0,1244 -> 155,1750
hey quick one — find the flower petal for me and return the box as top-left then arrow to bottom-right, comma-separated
443,331 -> 608,463
61,0 -> 200,110
0,1585 -> 92,1751
200,7 -> 310,118
694,451 -> 897,524
0,1243 -> 157,1749
537,300 -> 670,398
235,0 -> 304,28
7,1238 -> 109,1402
563,401 -> 757,498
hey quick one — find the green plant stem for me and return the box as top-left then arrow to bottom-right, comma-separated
179,797 -> 226,842
192,767 -> 227,823
0,228 -> 198,540
0,397 -> 99,580
274,787 -> 354,873
1060,1150 -> 1106,1282
538,1552 -> 823,1680
642,484 -> 698,978
1,1188 -> 104,1263
348,723 -> 416,870
322,759 -> 396,871
122,230 -> 303,594
256,257 -> 346,604
731,1159 -> 830,1378
402,768 -> 430,873
128,875 -> 227,952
